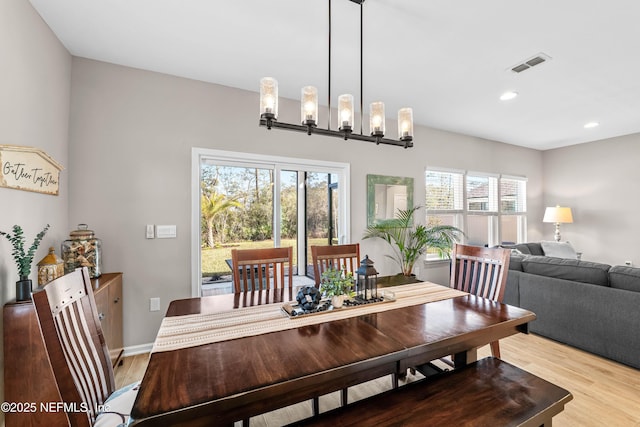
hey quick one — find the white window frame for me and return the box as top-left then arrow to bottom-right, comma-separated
425,167 -> 527,260
191,148 -> 350,297
499,174 -> 528,245
424,168 -> 465,260
466,171 -> 500,247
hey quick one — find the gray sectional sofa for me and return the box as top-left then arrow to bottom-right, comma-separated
503,242 -> 640,370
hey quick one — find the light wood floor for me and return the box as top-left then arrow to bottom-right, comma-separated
116,333 -> 640,426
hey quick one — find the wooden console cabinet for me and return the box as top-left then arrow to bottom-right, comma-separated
3,272 -> 124,427
92,273 -> 124,367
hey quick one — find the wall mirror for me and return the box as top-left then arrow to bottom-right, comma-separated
367,174 -> 414,226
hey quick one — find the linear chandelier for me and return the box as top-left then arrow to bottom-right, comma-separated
259,0 -> 414,149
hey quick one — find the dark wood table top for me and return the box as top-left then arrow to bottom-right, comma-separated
131,284 -> 535,426
166,287 -> 297,316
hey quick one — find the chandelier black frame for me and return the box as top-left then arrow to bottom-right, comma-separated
259,0 -> 414,149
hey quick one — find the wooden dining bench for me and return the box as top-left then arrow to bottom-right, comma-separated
287,357 -> 572,427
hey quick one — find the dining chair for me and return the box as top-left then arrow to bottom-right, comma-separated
310,243 -> 360,287
309,243 -> 360,414
231,246 -> 293,293
32,267 -> 138,427
450,243 -> 511,357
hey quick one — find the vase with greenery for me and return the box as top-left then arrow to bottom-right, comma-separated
0,224 -> 50,301
363,206 -> 463,276
320,266 -> 355,308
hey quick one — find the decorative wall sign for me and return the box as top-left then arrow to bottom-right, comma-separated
0,145 -> 63,195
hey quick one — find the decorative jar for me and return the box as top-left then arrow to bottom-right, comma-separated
37,246 -> 64,285
62,224 -> 102,278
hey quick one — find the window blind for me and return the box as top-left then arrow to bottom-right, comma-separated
425,170 -> 463,210
466,174 -> 498,212
500,177 -> 527,213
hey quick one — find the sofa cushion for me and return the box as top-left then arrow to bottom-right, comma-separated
519,243 -> 544,256
501,243 -> 544,256
540,241 -> 578,259
521,256 -> 611,287
609,265 -> 640,292
508,254 -> 525,271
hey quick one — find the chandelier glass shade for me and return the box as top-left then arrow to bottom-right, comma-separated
259,77 -> 278,120
301,86 -> 318,128
338,94 -> 355,133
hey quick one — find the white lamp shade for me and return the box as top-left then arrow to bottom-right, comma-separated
543,206 -> 573,224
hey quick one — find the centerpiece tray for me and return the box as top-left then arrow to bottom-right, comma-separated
281,290 -> 396,318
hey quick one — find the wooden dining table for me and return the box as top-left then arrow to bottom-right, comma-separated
130,282 -> 536,426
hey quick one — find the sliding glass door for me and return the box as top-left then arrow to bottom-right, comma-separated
192,149 -> 350,296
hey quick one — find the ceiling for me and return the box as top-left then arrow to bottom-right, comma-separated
29,0 -> 640,150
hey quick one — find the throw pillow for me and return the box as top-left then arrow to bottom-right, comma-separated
540,241 -> 578,259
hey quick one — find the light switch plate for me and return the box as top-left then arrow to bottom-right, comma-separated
146,224 -> 155,239
156,225 -> 177,238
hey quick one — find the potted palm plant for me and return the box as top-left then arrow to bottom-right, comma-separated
320,266 -> 355,308
1,224 -> 50,301
363,206 -> 462,277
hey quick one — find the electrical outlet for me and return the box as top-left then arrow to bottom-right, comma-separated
150,297 -> 160,312
625,261 -> 633,267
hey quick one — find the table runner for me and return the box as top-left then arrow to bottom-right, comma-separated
152,282 -> 466,353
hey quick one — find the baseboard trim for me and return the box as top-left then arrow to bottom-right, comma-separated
124,343 -> 153,356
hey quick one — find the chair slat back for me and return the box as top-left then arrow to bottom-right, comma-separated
231,247 -> 293,293
32,267 -> 115,427
450,244 -> 511,302
311,244 -> 360,287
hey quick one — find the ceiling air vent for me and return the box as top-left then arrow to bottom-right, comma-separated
510,52 -> 552,73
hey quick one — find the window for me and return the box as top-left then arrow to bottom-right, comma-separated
425,169 -> 464,230
466,172 -> 498,247
500,176 -> 527,245
425,168 -> 527,256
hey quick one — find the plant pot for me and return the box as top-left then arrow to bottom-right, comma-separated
332,295 -> 345,308
16,277 -> 32,302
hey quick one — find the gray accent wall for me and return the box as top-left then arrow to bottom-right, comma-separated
0,0 -> 71,420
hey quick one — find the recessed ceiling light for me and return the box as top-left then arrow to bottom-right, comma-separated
500,91 -> 518,101
584,122 -> 599,129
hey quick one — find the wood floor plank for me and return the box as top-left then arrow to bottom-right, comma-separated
118,333 -> 640,426
479,334 -> 640,427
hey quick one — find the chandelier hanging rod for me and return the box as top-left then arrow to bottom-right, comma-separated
258,0 -> 414,149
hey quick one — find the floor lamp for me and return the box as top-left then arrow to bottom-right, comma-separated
543,206 -> 573,242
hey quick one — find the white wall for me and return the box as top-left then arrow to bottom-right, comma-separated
543,133 -> 640,265
0,0 -> 71,420
68,58 -> 544,348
